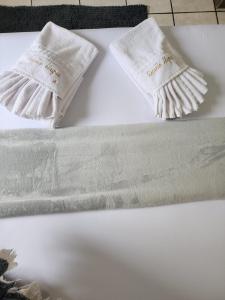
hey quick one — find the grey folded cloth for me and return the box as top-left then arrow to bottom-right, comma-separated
0,117 -> 225,218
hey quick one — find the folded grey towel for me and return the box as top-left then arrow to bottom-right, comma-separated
0,117 -> 225,218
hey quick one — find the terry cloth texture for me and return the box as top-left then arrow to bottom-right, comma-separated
0,117 -> 225,218
0,5 -> 148,33
110,18 -> 208,120
0,22 -> 98,128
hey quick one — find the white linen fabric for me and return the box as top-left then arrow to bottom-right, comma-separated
110,18 -> 208,120
0,22 -> 98,128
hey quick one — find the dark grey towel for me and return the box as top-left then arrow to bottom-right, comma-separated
0,5 -> 148,33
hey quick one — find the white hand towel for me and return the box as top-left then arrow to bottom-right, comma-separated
110,18 -> 208,120
0,22 -> 98,128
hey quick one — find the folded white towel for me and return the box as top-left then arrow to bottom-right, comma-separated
110,18 -> 208,120
0,22 -> 98,128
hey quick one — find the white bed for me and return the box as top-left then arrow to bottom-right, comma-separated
0,25 -> 225,300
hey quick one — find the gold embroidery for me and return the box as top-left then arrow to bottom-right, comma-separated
29,57 -> 61,83
45,64 -> 61,78
162,55 -> 173,65
147,55 -> 173,77
29,58 -> 42,66
147,63 -> 162,77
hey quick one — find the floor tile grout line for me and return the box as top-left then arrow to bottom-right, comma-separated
148,12 -> 173,15
148,11 -> 221,15
213,0 -> 219,23
169,0 -> 175,26
172,10 -> 221,14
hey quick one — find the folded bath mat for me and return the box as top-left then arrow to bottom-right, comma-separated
110,18 -> 208,120
0,21 -> 98,127
0,5 -> 148,33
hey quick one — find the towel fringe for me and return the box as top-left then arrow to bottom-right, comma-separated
0,70 -> 59,122
153,67 -> 208,120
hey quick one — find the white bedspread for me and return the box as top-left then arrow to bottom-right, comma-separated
0,25 -> 225,300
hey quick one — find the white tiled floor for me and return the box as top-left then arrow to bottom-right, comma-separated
127,0 -> 171,13
174,12 -> 217,25
1,0 -> 225,26
0,0 -> 31,5
172,0 -> 215,12
218,11 -> 225,22
32,0 -> 79,5
148,13 -> 173,26
80,0 -> 125,5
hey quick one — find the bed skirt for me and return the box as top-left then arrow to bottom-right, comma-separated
0,118 -> 225,218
